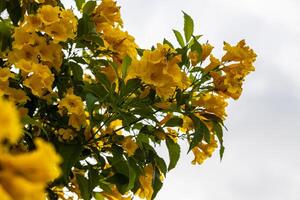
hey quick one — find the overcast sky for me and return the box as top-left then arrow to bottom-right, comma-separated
62,0 -> 300,199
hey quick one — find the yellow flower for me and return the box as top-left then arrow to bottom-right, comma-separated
0,186 -> 12,200
12,27 -> 35,49
23,75 -> 45,96
59,93 -> 85,116
136,164 -> 154,200
58,128 -> 76,141
15,59 -> 34,73
121,136 -> 138,156
192,92 -> 228,120
222,40 -> 257,62
204,55 -> 221,72
44,21 -> 68,43
191,134 -> 218,165
128,44 -> 189,99
188,50 -> 199,66
201,43 -> 214,61
22,15 -> 42,32
0,98 -> 22,144
6,88 -> 29,104
0,171 -> 46,200
0,68 -> 13,82
68,113 -> 86,130
102,27 -> 138,60
0,138 -> 61,183
38,5 -> 60,25
93,0 -> 123,32
0,139 -> 61,200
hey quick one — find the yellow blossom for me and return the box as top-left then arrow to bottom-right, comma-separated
58,128 -> 76,141
204,55 -> 221,72
68,113 -> 86,130
38,5 -> 60,25
222,40 -> 257,62
0,98 -> 22,144
192,92 -> 228,120
59,93 -> 85,115
93,0 -> 123,32
121,136 -> 138,156
191,134 -> 218,165
136,164 -> 154,200
0,68 -> 13,82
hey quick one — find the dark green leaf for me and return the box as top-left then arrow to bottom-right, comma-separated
6,0 -> 22,26
55,142 -> 83,183
183,11 -> 194,42
188,114 -> 210,152
213,121 -> 225,160
0,1 -> 6,13
122,55 -> 132,79
82,1 -> 96,15
163,38 -> 174,48
76,174 -> 90,200
154,155 -> 167,176
0,20 -> 12,51
173,29 -> 185,47
86,93 -> 98,113
69,62 -> 83,81
164,117 -> 183,127
152,168 -> 163,199
166,138 -> 180,171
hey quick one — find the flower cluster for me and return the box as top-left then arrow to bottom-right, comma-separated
0,0 -> 256,199
0,98 -> 61,200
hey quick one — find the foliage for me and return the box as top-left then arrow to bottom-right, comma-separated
0,0 -> 256,199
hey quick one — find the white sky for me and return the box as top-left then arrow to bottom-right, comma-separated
61,0 -> 300,199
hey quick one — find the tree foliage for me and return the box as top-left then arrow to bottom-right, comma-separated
0,0 -> 256,199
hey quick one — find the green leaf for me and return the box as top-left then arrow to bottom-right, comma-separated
82,1 -> 96,15
190,37 -> 202,57
86,93 -> 98,113
122,55 -> 132,79
213,121 -> 225,160
166,138 -> 180,171
0,1 -> 6,13
55,142 -> 83,183
94,193 -> 105,200
75,0 -> 85,10
163,38 -> 174,48
21,115 -> 48,138
173,29 -> 185,47
6,0 -> 22,26
154,156 -> 167,176
183,11 -> 194,42
76,174 -> 90,200
188,114 -> 210,152
126,162 -> 136,191
152,168 -> 163,199
164,117 -> 183,127
77,14 -> 95,36
69,62 -> 83,81
0,20 -> 12,51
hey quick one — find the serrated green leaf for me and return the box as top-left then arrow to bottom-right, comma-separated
164,117 -> 183,127
173,29 -> 185,47
166,138 -> 180,171
183,11 -> 194,42
213,121 -> 225,160
122,55 -> 132,79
